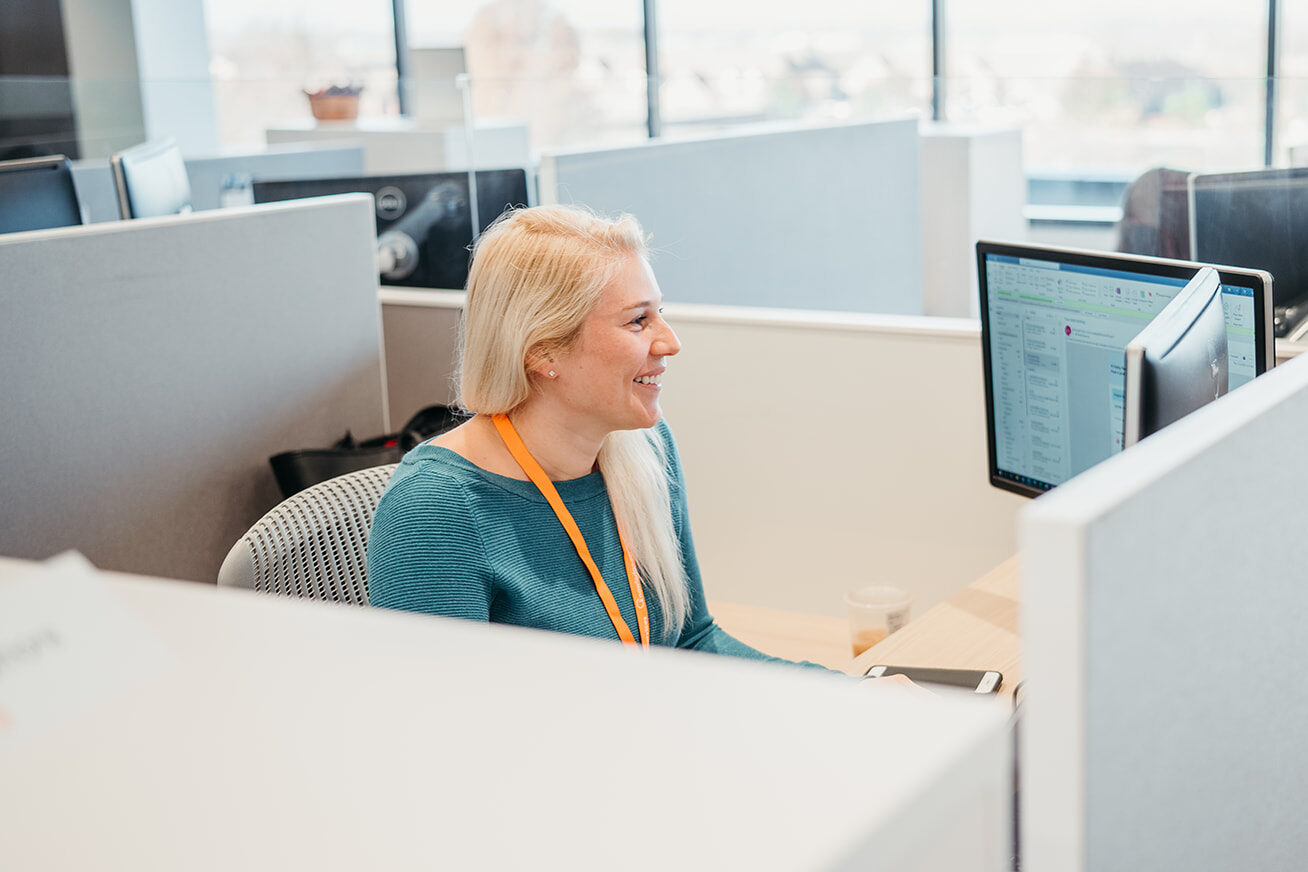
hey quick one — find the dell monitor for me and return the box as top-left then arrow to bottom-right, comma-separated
253,169 -> 530,290
110,137 -> 194,219
1123,267 -> 1227,447
976,241 -> 1272,498
0,155 -> 84,234
1189,167 -> 1308,338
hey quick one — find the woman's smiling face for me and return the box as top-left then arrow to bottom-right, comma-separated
546,254 -> 681,434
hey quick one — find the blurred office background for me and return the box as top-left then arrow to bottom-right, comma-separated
4,1 -> 1306,213
5,0 -> 1302,217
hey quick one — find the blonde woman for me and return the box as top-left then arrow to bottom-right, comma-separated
366,204 -> 816,666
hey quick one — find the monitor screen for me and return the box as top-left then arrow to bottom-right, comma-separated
252,169 -> 531,290
976,241 -> 1272,498
1190,167 -> 1308,336
0,155 -> 83,234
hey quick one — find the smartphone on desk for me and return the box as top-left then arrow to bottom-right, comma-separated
864,664 -> 1002,694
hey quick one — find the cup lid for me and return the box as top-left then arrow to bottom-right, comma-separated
844,584 -> 912,609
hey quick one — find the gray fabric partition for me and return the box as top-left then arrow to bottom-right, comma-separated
71,143 -> 367,222
538,118 -> 923,314
0,195 -> 386,583
1022,352 -> 1308,871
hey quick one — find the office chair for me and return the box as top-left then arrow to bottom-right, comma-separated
217,463 -> 398,604
110,136 -> 193,219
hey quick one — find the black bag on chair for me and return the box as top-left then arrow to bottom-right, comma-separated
269,404 -> 463,499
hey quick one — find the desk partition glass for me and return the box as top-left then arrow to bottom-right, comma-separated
976,241 -> 1272,498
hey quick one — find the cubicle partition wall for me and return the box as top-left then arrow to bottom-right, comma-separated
538,119 -> 924,315
1022,352 -> 1308,871
0,196 -> 387,583
71,143 -> 367,222
661,306 -> 1023,616
378,289 -> 1024,617
918,124 -> 1026,318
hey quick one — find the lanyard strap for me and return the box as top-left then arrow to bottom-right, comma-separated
490,413 -> 649,648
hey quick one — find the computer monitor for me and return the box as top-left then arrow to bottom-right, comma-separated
0,155 -> 84,234
1123,267 -> 1226,447
1189,166 -> 1308,338
253,168 -> 530,290
110,137 -> 194,219
976,241 -> 1272,498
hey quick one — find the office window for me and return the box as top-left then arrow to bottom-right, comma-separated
656,1 -> 930,136
402,0 -> 648,151
948,2 -> 1267,176
204,0 -> 399,148
1276,3 -> 1308,164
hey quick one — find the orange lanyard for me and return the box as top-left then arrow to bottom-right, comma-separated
491,413 -> 650,648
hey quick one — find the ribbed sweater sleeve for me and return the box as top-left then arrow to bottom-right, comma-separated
366,470 -> 492,619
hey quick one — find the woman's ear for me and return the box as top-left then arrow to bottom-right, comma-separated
525,344 -> 557,380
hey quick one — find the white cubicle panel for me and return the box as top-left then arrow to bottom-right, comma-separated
265,117 -> 532,174
71,142 -> 368,222
538,119 -> 923,315
918,124 -> 1025,318
0,556 -> 1013,871
0,196 -> 387,583
1021,353 -> 1308,872
377,289 -> 1025,618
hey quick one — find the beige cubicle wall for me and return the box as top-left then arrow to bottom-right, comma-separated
660,305 -> 1025,618
378,290 -> 1024,617
0,196 -> 388,583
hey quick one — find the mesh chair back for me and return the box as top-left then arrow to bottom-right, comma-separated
218,463 -> 398,604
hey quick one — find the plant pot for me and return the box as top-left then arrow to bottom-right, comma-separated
307,94 -> 360,122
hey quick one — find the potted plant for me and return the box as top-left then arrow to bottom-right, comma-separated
304,84 -> 363,121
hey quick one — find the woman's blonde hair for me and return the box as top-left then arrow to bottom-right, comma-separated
459,204 -> 689,638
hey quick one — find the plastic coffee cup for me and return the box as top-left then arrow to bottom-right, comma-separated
844,585 -> 912,657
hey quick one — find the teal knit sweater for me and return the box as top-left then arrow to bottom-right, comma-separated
367,420 -> 811,666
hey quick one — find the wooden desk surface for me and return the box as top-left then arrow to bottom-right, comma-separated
854,556 -> 1021,697
711,556 -> 1022,697
707,600 -> 852,669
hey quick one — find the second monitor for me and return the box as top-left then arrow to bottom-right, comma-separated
253,169 -> 531,290
976,241 -> 1273,498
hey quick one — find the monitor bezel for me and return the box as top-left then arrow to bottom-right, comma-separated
0,155 -> 84,232
975,239 -> 1273,499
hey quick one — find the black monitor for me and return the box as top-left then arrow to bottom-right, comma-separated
1189,167 -> 1308,337
976,241 -> 1272,498
0,155 -> 84,234
110,137 -> 194,219
1123,267 -> 1227,447
252,169 -> 531,290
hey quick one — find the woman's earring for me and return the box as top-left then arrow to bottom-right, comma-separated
548,370 -> 557,378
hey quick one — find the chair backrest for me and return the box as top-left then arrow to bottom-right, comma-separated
1116,166 -> 1192,260
217,463 -> 398,604
111,137 -> 193,219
